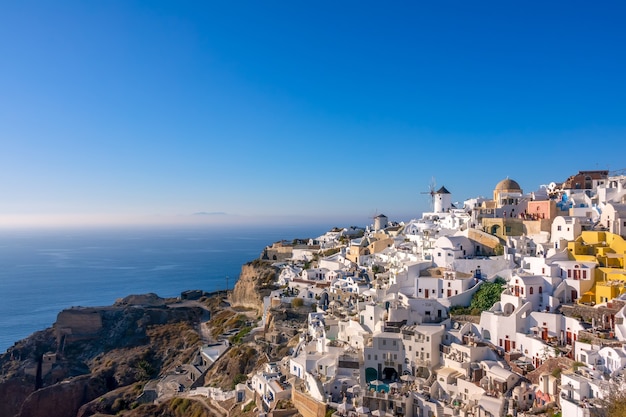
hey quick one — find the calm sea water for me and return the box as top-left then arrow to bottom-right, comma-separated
0,224 -> 329,353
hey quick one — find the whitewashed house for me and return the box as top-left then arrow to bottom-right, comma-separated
551,216 -> 588,243
433,235 -> 473,268
601,203 -> 626,238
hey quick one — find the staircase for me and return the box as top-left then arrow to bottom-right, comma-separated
435,402 -> 444,417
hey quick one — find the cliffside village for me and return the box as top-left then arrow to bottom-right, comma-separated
246,170 -> 626,417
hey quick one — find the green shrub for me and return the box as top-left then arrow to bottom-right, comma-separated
230,326 -> 253,344
243,401 -> 256,412
232,373 -> 248,389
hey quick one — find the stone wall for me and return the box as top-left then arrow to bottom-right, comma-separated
292,388 -> 326,417
270,409 -> 300,417
468,229 -> 501,254
451,314 -> 481,324
55,308 -> 103,344
263,242 -> 294,262
561,300 -> 625,326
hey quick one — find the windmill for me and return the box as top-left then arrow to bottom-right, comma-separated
420,177 -> 437,211
370,209 -> 388,231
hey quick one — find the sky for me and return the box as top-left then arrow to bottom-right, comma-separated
1,1 -> 625,228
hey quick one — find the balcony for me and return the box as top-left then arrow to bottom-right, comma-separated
413,359 -> 431,367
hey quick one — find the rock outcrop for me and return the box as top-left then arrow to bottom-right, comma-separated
0,295 -> 206,417
230,259 -> 278,314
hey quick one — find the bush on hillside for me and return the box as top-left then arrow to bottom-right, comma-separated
450,277 -> 506,316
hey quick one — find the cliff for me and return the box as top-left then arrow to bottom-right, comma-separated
0,295 -> 207,417
230,259 -> 278,313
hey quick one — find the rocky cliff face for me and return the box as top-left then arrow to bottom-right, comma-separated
230,259 -> 278,313
0,295 -> 206,417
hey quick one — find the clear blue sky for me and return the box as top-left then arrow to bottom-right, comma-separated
1,1 -> 625,227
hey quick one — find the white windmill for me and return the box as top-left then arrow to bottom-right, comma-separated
420,177 -> 437,212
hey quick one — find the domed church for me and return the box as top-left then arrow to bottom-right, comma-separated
493,178 -> 523,208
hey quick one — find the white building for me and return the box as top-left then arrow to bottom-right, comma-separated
250,362 -> 291,412
560,367 -> 607,417
601,203 -> 626,238
433,235 -> 473,268
551,216 -> 591,243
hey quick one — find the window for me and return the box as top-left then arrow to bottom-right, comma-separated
539,286 -> 543,294
568,270 -> 571,278
557,225 -> 562,231
530,287 -> 534,295
505,226 -> 511,233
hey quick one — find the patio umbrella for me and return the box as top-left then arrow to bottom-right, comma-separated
389,381 -> 403,390
347,385 -> 361,394
400,374 -> 415,382
338,401 -> 354,413
369,379 -> 384,387
355,405 -> 370,414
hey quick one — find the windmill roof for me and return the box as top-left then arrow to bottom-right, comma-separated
436,186 -> 451,194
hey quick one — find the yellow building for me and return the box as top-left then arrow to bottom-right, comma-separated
567,231 -> 626,304
345,232 -> 394,264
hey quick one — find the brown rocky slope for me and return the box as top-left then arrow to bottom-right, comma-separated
0,294 -> 206,417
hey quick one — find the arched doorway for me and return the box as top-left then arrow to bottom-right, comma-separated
382,367 -> 398,381
365,367 -> 378,383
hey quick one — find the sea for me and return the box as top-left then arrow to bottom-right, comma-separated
0,224 -> 330,353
